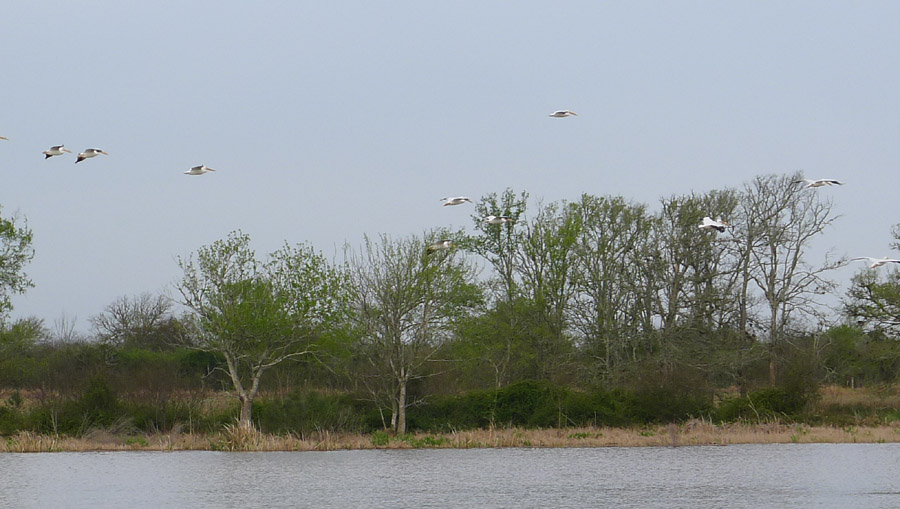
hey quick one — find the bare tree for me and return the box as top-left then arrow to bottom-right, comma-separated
740,173 -> 843,383
348,232 -> 481,434
91,293 -> 177,349
49,313 -> 85,344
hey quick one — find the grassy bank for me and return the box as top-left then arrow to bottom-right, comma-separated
4,419 -> 899,453
2,384 -> 899,452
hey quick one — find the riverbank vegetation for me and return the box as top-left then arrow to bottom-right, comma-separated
2,177 -> 900,449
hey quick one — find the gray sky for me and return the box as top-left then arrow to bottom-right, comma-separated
2,1 -> 899,331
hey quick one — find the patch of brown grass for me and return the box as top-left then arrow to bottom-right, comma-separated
818,384 -> 900,408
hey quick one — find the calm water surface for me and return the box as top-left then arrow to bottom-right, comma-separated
1,444 -> 899,508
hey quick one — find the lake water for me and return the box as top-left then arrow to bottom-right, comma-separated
1,444 -> 899,508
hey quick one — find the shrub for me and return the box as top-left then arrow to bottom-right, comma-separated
717,386 -> 809,421
0,406 -> 23,434
253,390 -> 364,435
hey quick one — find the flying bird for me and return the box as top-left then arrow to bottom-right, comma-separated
75,148 -> 108,163
793,178 -> 843,188
184,165 -> 216,175
549,110 -> 578,117
427,239 -> 453,252
698,216 -> 731,233
442,197 -> 472,206
851,257 -> 900,269
0,136 -> 7,140
484,215 -> 516,225
43,145 -> 72,159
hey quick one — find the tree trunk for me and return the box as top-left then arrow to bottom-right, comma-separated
768,346 -> 777,385
239,395 -> 253,430
390,397 -> 398,431
396,379 -> 408,434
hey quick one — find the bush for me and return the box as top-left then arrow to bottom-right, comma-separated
253,390 -> 364,435
407,381 -> 712,432
717,386 -> 809,421
0,406 -> 23,434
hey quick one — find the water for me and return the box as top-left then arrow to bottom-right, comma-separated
1,444 -> 899,508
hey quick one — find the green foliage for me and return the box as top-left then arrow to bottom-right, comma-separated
75,376 -> 121,427
0,406 -> 24,434
22,376 -> 122,435
0,207 -> 35,319
253,390 -> 365,435
718,386 -> 811,421
370,430 -> 390,446
177,230 -> 351,427
409,380 -> 712,432
821,326 -> 900,386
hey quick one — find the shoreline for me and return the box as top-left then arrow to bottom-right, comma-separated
4,420 -> 899,453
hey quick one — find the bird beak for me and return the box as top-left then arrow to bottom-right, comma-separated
570,112 -> 578,116
63,148 -> 72,153
101,150 -> 109,155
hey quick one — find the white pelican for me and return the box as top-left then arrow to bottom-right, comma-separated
698,216 -> 731,233
43,145 -> 72,159
441,197 -> 472,206
484,215 -> 516,225
75,148 -> 108,163
549,110 -> 578,117
427,239 -> 453,252
851,257 -> 900,269
184,165 -> 216,175
793,178 -> 843,188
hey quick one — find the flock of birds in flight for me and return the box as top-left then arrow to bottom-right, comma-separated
696,177 -> 900,269
2,138 -> 214,176
3,116 -> 898,266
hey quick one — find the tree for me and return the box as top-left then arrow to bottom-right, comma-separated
176,231 -> 349,429
845,222 -> 900,335
91,293 -> 181,350
740,173 -> 842,383
348,232 -> 482,433
513,200 -> 581,382
468,188 -> 528,303
0,206 -> 35,321
568,194 -> 654,383
650,190 -> 739,335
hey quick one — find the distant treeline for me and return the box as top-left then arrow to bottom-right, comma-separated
2,177 -> 900,436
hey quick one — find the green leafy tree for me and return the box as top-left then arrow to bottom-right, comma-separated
176,231 -> 349,429
0,206 -> 35,321
845,222 -> 900,335
468,188 -> 528,302
568,194 -> 655,383
513,200 -> 581,382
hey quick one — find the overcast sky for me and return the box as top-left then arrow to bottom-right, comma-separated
2,2 -> 899,331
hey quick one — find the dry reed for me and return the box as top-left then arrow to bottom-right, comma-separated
2,421 -> 898,453
2,385 -> 899,452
